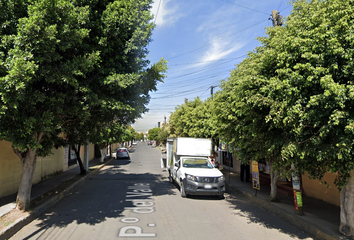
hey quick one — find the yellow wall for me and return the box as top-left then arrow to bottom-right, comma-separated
0,141 -> 97,198
0,141 -> 22,197
112,143 -> 120,152
35,147 -> 65,182
89,144 -> 95,161
302,171 -> 340,206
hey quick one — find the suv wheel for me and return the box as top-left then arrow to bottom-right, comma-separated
180,181 -> 186,198
168,171 -> 173,183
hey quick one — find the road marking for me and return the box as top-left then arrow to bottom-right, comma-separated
118,183 -> 157,238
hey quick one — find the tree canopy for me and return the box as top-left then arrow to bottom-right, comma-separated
169,97 -> 217,139
262,0 -> 354,189
0,0 -> 166,210
213,0 -> 354,190
148,127 -> 160,141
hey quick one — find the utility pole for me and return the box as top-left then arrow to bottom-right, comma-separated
272,10 -> 278,27
271,10 -> 283,27
211,85 -> 217,100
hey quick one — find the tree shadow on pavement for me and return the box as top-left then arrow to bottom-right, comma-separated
225,193 -> 312,239
18,161 -> 176,239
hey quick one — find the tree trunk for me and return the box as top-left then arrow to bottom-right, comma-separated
339,169 -> 354,237
13,132 -> 44,211
72,144 -> 86,175
269,162 -> 279,202
100,147 -> 107,163
15,148 -> 38,211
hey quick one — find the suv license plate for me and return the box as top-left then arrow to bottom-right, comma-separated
204,184 -> 212,189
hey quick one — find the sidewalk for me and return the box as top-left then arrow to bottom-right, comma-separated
0,156 -> 115,240
222,169 -> 348,240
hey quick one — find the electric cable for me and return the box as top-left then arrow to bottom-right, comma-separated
165,20 -> 267,61
218,0 -> 270,15
163,56 -> 244,81
154,0 -> 162,25
151,80 -> 220,99
280,4 -> 292,13
199,87 -> 212,98
156,75 -> 227,91
158,69 -> 231,89
168,57 -> 243,66
278,0 -> 285,12
161,55 -> 244,85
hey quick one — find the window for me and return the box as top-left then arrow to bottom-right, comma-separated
182,159 -> 213,168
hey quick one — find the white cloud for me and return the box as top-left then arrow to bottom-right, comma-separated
192,5 -> 249,66
201,39 -> 245,62
151,0 -> 182,27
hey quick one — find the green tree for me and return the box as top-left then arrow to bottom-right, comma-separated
0,0 -> 166,211
254,0 -> 354,235
58,0 -> 166,173
135,132 -> 144,141
157,128 -> 169,146
214,50 -> 287,201
0,0 -> 95,211
148,127 -> 160,141
169,97 -> 217,141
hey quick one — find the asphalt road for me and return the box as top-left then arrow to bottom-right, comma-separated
10,143 -> 314,240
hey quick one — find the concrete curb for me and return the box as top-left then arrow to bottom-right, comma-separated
225,183 -> 343,240
0,158 -> 114,240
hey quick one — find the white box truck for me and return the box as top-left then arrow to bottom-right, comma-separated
166,137 -> 225,198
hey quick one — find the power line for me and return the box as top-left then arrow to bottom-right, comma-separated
166,20 -> 267,61
162,55 -> 246,81
280,4 -> 291,13
151,80 -> 220,99
219,0 -> 269,15
155,77 -> 223,94
168,57 -> 242,66
154,0 -> 162,25
159,69 -> 231,88
199,87 -> 211,98
151,87 -> 210,99
163,56 -> 245,81
157,75 -> 226,91
278,0 -> 284,11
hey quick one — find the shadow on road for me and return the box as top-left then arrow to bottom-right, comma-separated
21,160 -> 176,239
225,193 -> 311,239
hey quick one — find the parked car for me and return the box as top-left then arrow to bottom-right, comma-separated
116,148 -> 129,159
173,157 -> 225,198
166,137 -> 224,199
147,141 -> 152,145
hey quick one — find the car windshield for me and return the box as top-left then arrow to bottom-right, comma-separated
118,149 -> 127,152
181,158 -> 213,168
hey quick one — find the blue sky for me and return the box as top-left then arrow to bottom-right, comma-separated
132,0 -> 293,132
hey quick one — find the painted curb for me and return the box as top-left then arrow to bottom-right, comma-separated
225,182 -> 343,240
0,158 -> 114,240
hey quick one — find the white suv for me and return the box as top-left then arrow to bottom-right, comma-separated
172,157 -> 225,198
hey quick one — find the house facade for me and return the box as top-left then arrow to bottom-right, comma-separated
217,149 -> 340,207
0,140 -> 96,199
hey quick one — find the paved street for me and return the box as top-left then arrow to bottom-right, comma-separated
10,143 -> 314,240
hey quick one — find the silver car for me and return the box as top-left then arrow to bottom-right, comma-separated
116,148 -> 129,159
